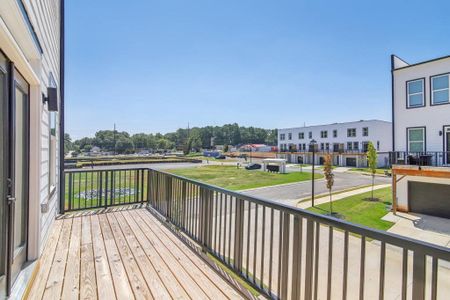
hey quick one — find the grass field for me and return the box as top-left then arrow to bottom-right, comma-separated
64,170 -> 147,211
308,187 -> 394,231
166,165 -> 323,190
349,167 -> 390,175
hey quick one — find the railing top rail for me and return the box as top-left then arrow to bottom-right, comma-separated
149,168 -> 450,261
64,167 -> 150,173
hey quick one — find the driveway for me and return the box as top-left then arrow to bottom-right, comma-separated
384,212 -> 450,248
241,171 -> 391,204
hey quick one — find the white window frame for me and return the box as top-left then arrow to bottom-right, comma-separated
288,133 -> 292,140
333,130 -> 337,138
280,133 -> 285,141
298,132 -> 304,139
308,131 -> 312,139
320,130 -> 328,138
407,127 -> 425,152
431,74 -> 449,105
362,127 -> 369,137
407,78 -> 425,108
347,128 -> 356,137
49,111 -> 57,195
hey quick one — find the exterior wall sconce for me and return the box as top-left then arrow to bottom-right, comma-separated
439,131 -> 443,136
43,87 -> 58,111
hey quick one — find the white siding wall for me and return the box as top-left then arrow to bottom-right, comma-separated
1,0 -> 61,255
393,57 -> 450,152
25,0 -> 61,250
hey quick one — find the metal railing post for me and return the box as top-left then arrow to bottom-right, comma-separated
304,219 -> 315,300
233,198 -> 244,272
412,251 -> 426,300
280,211 -> 290,299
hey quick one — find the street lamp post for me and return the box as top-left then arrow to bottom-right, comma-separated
309,139 -> 317,207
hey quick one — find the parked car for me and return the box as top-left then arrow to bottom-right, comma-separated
245,163 -> 261,170
215,155 -> 226,159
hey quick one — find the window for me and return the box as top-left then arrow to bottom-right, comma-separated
280,134 -> 285,140
49,112 -> 57,193
407,79 -> 425,107
320,143 -> 324,150
325,143 -> 330,150
288,133 -> 292,140
407,127 -> 425,152
362,142 -> 369,152
347,142 -> 353,150
308,131 -> 312,139
431,74 -> 449,105
320,130 -> 328,138
353,142 -> 359,150
377,141 -> 380,151
362,127 -> 369,137
333,130 -> 337,138
347,128 -> 356,137
298,132 -> 304,139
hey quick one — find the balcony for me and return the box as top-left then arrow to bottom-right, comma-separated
27,168 -> 450,299
390,151 -> 450,168
27,206 -> 246,299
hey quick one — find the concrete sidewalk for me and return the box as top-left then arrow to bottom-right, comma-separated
297,183 -> 391,209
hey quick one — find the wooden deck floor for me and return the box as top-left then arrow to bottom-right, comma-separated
26,207 -> 247,300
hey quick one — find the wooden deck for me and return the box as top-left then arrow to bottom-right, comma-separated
26,206 -> 248,299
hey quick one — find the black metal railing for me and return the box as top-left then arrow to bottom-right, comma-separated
390,151 -> 450,167
148,169 -> 450,300
64,168 -> 148,212
64,167 -> 450,299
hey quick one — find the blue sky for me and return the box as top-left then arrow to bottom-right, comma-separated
66,0 -> 450,139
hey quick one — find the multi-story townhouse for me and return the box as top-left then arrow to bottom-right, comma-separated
391,54 -> 450,218
0,0 -> 63,297
277,120 -> 392,167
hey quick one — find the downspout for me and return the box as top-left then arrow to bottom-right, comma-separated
58,0 -> 65,214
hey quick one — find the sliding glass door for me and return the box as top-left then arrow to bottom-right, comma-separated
10,73 -> 29,286
0,51 -> 7,298
0,52 -> 30,296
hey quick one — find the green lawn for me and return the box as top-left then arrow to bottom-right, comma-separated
349,167 -> 390,175
308,187 -> 394,231
166,165 -> 323,190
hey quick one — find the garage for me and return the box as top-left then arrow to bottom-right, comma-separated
345,157 -> 357,167
408,181 -> 450,218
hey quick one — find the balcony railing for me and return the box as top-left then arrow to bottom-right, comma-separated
390,151 -> 450,168
64,168 -> 450,299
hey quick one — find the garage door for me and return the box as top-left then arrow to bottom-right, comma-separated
408,181 -> 450,218
345,157 -> 356,167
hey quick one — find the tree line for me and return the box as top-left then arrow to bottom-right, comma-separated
65,123 -> 278,154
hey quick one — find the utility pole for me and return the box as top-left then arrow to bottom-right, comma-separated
113,123 -> 117,156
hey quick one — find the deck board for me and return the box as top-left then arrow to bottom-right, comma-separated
27,207 -> 246,300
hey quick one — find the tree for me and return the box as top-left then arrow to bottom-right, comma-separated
367,142 -> 378,200
64,133 -> 73,154
323,154 -> 334,215
223,144 -> 229,152
115,136 -> 134,154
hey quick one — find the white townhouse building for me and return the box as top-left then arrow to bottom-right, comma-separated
391,54 -> 450,218
277,120 -> 392,168
0,0 -> 64,297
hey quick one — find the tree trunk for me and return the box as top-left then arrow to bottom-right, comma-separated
371,174 -> 374,200
329,189 -> 333,214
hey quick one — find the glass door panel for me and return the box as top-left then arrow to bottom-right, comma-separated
0,54 -> 7,298
9,72 -> 29,286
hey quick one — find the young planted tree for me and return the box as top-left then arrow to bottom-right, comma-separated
367,141 -> 378,200
323,154 -> 335,215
